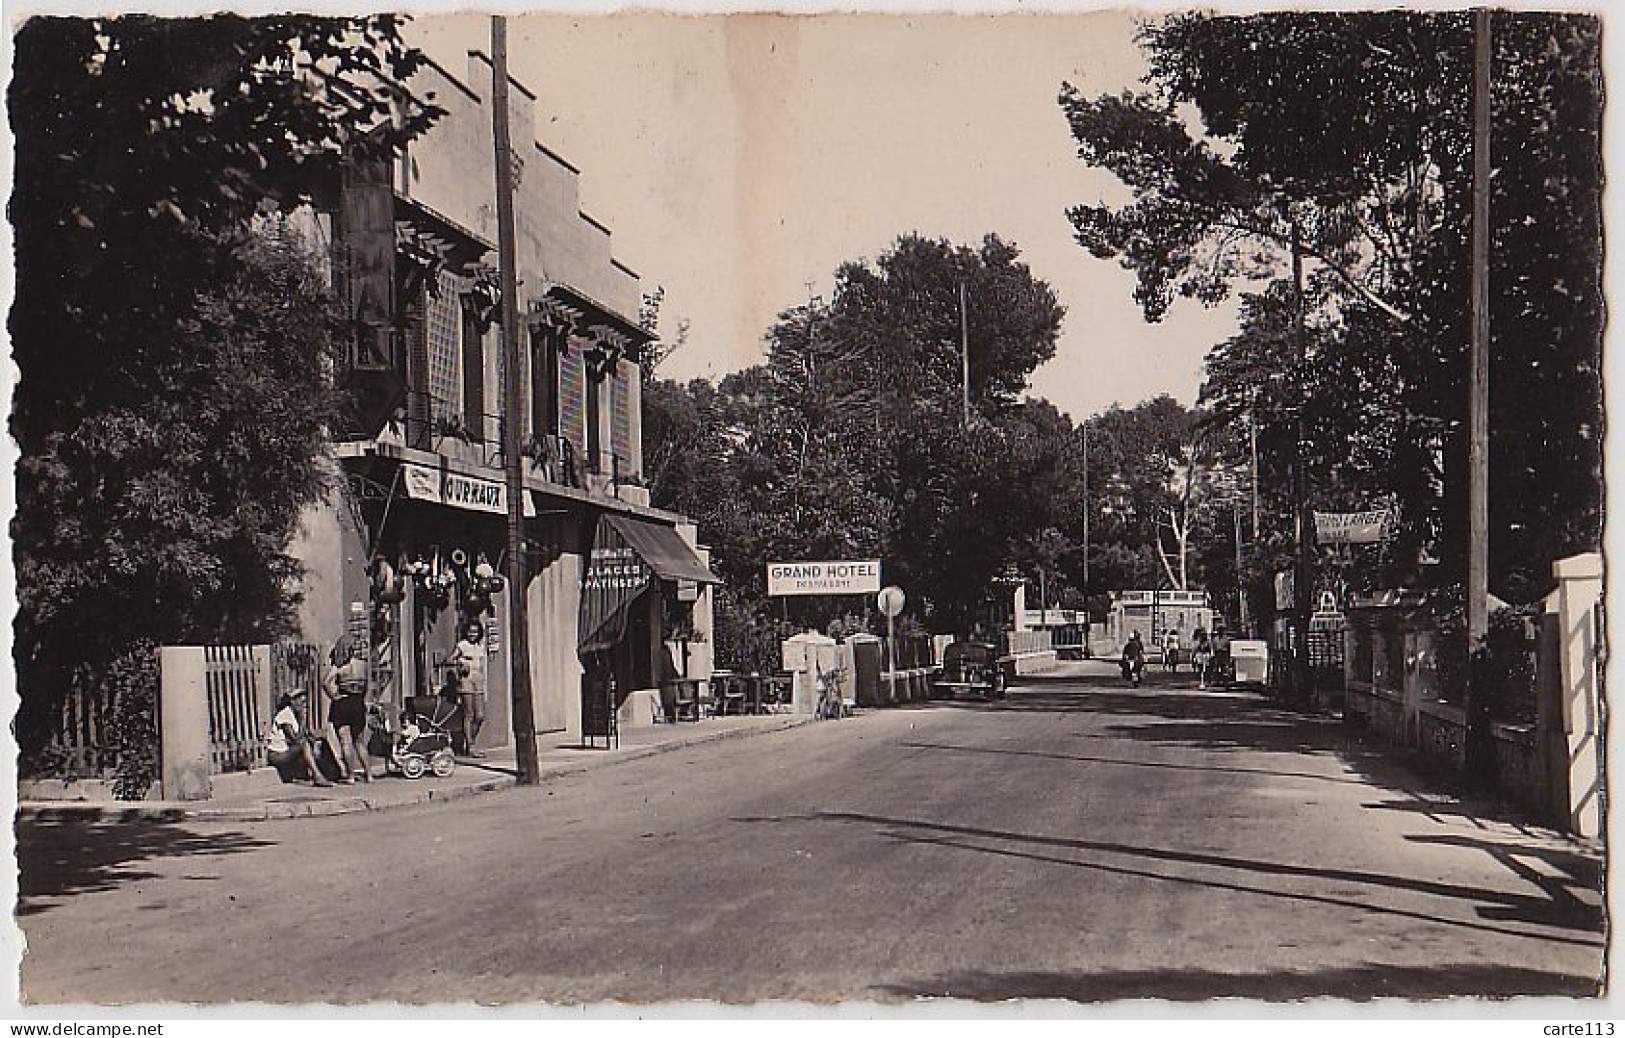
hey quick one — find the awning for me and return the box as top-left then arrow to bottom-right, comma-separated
603,515 -> 721,585
578,517 -> 654,658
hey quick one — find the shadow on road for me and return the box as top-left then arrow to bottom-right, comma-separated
1404,832 -> 1604,931
897,739 -> 1377,789
869,962 -> 1600,1002
730,810 -> 1607,948
16,818 -> 275,916
987,684 -> 1570,838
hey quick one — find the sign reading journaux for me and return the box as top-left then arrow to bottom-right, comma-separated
767,560 -> 882,596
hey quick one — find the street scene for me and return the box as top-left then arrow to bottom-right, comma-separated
19,665 -> 1604,1003
9,7 -> 1609,1011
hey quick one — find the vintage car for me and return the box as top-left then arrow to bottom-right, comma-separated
931,639 -> 1007,700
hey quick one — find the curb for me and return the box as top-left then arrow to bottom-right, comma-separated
19,716 -> 815,825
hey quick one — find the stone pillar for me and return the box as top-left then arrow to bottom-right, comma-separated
1553,552 -> 1604,838
158,646 -> 213,801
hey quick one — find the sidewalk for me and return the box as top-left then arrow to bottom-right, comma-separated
19,713 -> 812,824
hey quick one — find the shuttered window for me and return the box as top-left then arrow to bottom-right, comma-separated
425,273 -> 460,426
460,303 -> 484,440
611,365 -> 634,471
559,339 -> 587,457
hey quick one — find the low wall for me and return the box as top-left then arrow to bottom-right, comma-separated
1012,650 -> 1058,675
1346,683 -> 1409,746
1348,683 -> 1552,815
1415,700 -> 1467,772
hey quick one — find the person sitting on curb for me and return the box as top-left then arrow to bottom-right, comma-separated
266,691 -> 333,787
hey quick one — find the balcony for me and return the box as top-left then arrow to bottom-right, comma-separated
368,389 -> 644,504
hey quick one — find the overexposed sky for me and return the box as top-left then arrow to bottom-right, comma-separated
406,11 -> 1242,422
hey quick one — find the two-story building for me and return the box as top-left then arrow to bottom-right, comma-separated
290,50 -> 717,749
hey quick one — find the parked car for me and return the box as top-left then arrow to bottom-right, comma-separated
932,639 -> 1006,700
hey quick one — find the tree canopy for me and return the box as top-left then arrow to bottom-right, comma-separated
1063,11 -> 1602,607
10,15 -> 440,788
642,233 -> 1074,661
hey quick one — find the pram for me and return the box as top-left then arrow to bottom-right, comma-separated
387,696 -> 458,779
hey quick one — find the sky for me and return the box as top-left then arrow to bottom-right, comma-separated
405,11 -> 1245,423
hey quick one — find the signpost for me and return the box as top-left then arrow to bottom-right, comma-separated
877,585 -> 905,703
766,560 -> 881,597
1313,509 -> 1392,546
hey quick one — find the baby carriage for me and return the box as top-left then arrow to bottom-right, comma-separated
387,696 -> 458,779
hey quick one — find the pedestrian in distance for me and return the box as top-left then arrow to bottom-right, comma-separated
1192,628 -> 1213,690
448,621 -> 488,758
1121,631 -> 1146,687
321,635 -> 372,784
265,691 -> 334,787
1164,627 -> 1182,673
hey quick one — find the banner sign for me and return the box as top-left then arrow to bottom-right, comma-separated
401,462 -> 535,518
1314,509 -> 1392,545
767,560 -> 882,596
579,519 -> 654,658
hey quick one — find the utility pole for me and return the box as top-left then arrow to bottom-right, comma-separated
1289,219 -> 1315,705
1081,423 -> 1091,657
492,15 -> 539,784
1234,500 -> 1247,636
1467,9 -> 1492,651
1249,391 -> 1260,542
1465,7 -> 1494,782
959,279 -> 971,428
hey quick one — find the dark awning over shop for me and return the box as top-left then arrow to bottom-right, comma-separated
578,517 -> 653,659
577,514 -> 721,659
603,515 -> 721,586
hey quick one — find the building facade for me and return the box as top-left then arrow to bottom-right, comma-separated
291,51 -> 716,748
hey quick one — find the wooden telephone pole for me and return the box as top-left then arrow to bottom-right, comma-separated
492,15 -> 540,784
1464,8 -> 1494,782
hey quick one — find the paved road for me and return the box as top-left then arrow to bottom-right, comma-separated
19,663 -> 1605,1004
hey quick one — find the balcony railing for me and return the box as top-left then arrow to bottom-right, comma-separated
375,390 -> 643,498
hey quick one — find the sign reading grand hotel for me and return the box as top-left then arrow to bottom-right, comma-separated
767,560 -> 882,596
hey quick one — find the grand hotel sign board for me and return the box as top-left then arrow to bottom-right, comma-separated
766,560 -> 882,597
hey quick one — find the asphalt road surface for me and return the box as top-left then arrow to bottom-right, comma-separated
18,663 -> 1606,1005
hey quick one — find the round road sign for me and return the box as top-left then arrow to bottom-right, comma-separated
877,585 -> 905,618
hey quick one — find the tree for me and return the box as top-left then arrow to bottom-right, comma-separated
1064,11 -> 1602,612
1083,397 -> 1236,602
642,234 -> 1071,644
10,15 -> 440,791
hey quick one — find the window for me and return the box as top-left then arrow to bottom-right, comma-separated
460,300 -> 485,440
426,272 -> 461,426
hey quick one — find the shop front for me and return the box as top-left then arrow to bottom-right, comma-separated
577,514 -> 720,740
330,453 -> 528,754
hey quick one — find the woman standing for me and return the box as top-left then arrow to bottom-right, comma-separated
322,636 -> 373,784
449,621 -> 488,758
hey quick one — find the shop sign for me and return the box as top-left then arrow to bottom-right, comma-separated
767,560 -> 881,596
1314,509 -> 1392,545
583,546 -> 652,595
401,462 -> 535,518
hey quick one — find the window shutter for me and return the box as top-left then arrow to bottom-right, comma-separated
612,366 -> 634,469
560,340 -> 587,456
461,305 -> 484,440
